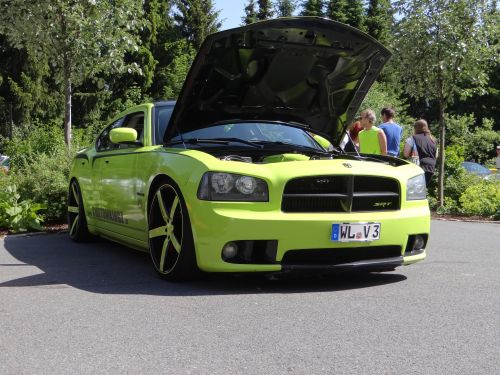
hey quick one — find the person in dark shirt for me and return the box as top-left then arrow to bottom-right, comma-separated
403,119 -> 437,186
379,107 -> 403,157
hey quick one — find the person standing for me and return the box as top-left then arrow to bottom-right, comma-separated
344,121 -> 362,153
379,107 -> 403,157
358,109 -> 387,155
403,119 -> 437,186
496,145 -> 500,173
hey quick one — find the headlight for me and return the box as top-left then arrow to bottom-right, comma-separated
198,172 -> 269,201
406,174 -> 427,200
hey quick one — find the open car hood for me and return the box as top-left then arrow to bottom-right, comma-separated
164,17 -> 391,145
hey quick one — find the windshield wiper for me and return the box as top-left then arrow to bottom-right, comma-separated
211,138 -> 263,148
165,138 -> 262,148
252,140 -> 330,155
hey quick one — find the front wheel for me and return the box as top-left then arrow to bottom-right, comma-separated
148,179 -> 199,281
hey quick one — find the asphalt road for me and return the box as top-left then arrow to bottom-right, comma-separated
0,220 -> 499,375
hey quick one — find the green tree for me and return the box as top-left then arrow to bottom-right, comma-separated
394,0 -> 499,207
300,0 -> 324,17
274,0 -> 296,17
326,0 -> 348,23
0,0 -> 143,147
365,0 -> 393,45
158,40 -> 196,99
174,0 -> 222,50
257,0 -> 274,20
242,0 -> 259,25
446,114 -> 500,164
0,35 -> 62,133
344,0 -> 364,30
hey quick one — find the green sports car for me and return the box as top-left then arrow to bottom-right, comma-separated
68,17 -> 430,280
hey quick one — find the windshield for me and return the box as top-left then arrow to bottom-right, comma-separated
170,122 -> 322,150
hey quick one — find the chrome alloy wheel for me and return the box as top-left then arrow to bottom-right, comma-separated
148,183 -> 184,275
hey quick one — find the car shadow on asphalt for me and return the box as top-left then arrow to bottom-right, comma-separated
1,232 -> 406,296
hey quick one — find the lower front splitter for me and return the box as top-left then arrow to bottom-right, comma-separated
280,256 -> 404,273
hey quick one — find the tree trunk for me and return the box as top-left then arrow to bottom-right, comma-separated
437,100 -> 446,208
64,69 -> 72,147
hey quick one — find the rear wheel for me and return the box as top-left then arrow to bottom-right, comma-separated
148,178 -> 199,281
67,179 -> 92,242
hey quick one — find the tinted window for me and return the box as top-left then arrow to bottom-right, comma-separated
155,106 -> 174,144
122,112 -> 145,146
96,118 -> 124,152
96,111 -> 145,152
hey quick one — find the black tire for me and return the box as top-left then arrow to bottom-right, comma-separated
67,179 -> 92,242
148,178 -> 199,281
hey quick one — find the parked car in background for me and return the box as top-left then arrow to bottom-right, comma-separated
461,161 -> 493,178
485,173 -> 500,181
0,155 -> 9,174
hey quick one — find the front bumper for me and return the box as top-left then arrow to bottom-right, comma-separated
189,201 -> 430,273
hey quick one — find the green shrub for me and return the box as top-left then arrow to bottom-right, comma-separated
1,122 -> 95,222
10,151 -> 71,220
446,114 -> 500,164
459,180 -> 500,216
0,184 -> 45,232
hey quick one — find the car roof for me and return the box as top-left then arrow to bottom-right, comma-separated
154,100 -> 176,107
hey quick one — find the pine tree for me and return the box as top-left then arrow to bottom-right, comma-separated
326,0 -> 348,23
344,0 -> 365,30
142,0 -> 176,99
174,0 -> 222,50
242,0 -> 258,25
274,0 -> 296,17
365,0 -> 393,44
300,0 -> 324,17
257,0 -> 274,20
0,37 -> 61,131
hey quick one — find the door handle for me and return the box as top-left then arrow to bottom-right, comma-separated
105,160 -> 110,164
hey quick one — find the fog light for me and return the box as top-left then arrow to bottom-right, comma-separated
222,242 -> 238,259
413,235 -> 425,251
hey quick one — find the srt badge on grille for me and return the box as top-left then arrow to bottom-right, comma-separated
315,178 -> 331,184
343,163 -> 352,168
374,202 -> 392,208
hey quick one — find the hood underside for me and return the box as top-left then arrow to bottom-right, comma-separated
164,17 -> 391,145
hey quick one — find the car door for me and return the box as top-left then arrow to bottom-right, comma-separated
92,110 -> 146,242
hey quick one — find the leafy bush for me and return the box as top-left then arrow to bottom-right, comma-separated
0,122 -> 94,222
459,180 -> 500,216
0,184 -> 45,232
446,114 -> 500,163
9,151 -> 71,220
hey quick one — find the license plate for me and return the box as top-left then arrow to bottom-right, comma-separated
331,223 -> 381,242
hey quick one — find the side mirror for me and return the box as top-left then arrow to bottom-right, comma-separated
109,128 -> 139,145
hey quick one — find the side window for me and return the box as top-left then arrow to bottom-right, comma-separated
119,112 -> 145,148
95,111 -> 145,152
154,106 -> 174,144
96,118 -> 124,152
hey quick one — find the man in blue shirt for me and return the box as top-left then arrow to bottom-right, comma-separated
379,107 -> 403,157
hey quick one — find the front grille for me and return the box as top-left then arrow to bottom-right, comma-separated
281,246 -> 402,265
281,175 -> 400,212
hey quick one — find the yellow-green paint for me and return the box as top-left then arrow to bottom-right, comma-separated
69,103 -> 430,273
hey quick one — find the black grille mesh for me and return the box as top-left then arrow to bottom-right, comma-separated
282,175 -> 400,212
